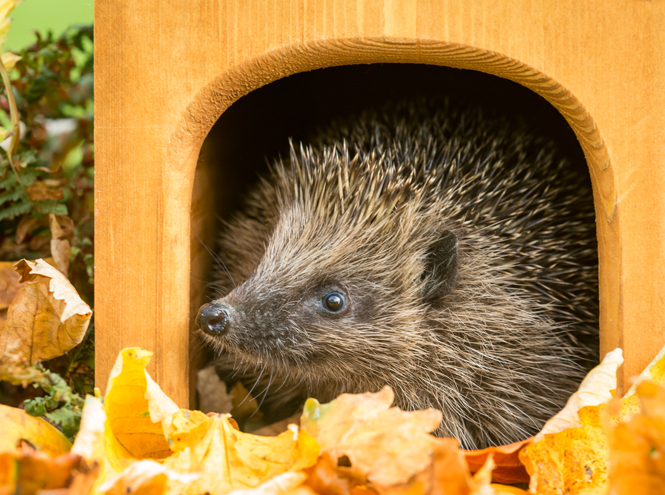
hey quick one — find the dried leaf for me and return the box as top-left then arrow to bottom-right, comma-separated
490,484 -> 529,494
620,346 -> 665,419
301,387 -> 442,490
0,341 -> 44,385
464,438 -> 531,484
163,417 -> 319,495
104,348 -> 176,460
469,455 -> 495,495
0,403 -> 72,456
72,398 -> 105,456
605,381 -> 665,494
0,259 -> 91,363
15,213 -> 43,244
0,449 -> 98,495
227,472 -> 310,495
420,438 -> 474,495
49,214 -> 72,274
103,348 -> 320,495
535,348 -> 623,442
0,401 -> 98,495
98,460 -> 200,495
26,181 -> 65,201
0,260 -> 23,331
519,349 -> 624,495
305,451 -> 369,495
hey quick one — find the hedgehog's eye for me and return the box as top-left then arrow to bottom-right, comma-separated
322,292 -> 345,312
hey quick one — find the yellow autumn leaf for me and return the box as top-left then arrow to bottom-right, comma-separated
98,460 -> 200,495
69,395 -> 119,495
519,348 -> 624,495
227,472 -> 311,495
104,348 -> 177,460
491,484 -> 530,495
163,415 -> 319,495
0,259 -> 91,364
301,386 -> 442,491
519,345 -> 665,495
605,380 -> 665,494
101,347 -> 320,495
619,346 -> 665,419
0,403 -> 72,456
534,348 -> 624,442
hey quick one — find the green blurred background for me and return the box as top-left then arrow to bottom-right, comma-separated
6,0 -> 93,50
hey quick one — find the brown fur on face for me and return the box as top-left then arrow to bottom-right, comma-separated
200,100 -> 598,449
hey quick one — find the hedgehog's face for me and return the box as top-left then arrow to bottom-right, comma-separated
197,279 -> 371,373
196,204 -> 460,388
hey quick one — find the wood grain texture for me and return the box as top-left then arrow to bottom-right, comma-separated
96,0 -> 665,406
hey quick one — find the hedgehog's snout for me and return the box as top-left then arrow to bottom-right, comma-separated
197,301 -> 231,337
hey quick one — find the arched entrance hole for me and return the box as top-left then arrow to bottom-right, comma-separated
188,63 -> 603,412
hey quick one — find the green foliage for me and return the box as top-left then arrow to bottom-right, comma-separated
6,323 -> 96,441
0,25 -> 95,441
0,26 -> 94,296
23,365 -> 85,441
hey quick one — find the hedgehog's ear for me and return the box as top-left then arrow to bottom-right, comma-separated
422,230 -> 459,301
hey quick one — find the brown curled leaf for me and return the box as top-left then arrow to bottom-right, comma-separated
49,214 -> 72,274
0,259 -> 91,363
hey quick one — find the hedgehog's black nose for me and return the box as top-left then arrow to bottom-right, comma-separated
197,302 -> 230,336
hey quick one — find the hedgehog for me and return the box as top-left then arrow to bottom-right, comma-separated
196,100 -> 599,449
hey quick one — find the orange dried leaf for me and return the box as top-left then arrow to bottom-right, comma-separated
490,484 -> 529,494
0,259 -> 91,363
228,472 -> 312,495
305,452 -> 369,495
0,450 -> 98,495
301,386 -> 442,490
98,460 -> 200,495
619,346 -> 665,419
605,380 -> 665,494
464,438 -> 531,484
381,442 -> 503,495
422,438 -> 474,495
519,349 -> 624,495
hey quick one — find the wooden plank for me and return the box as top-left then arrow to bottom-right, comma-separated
96,0 -> 665,405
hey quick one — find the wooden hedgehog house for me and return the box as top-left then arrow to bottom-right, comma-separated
95,0 -> 665,408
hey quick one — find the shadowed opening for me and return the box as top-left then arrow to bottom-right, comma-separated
190,64 -> 598,428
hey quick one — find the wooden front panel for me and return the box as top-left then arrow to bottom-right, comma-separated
95,0 -> 665,406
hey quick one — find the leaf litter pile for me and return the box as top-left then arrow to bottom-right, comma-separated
1,258 -> 665,495
0,2 -> 664,492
